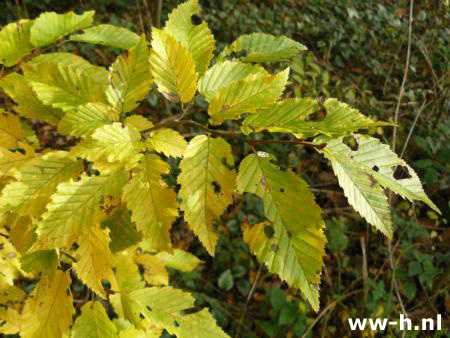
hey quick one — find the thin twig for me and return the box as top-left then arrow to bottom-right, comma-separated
60,250 -> 77,262
301,289 -> 363,338
156,0 -> 163,28
400,100 -> 426,159
392,0 -> 414,152
236,264 -> 263,337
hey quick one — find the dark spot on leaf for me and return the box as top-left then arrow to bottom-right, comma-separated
181,307 -> 197,315
260,177 -> 268,190
220,104 -> 230,113
191,14 -> 203,25
280,187 -> 285,193
221,157 -> 234,170
271,244 -> 278,252
66,289 -> 70,296
372,165 -> 379,172
393,165 -> 412,179
287,231 -> 292,238
212,181 -> 222,195
366,173 -> 377,188
264,225 -> 275,238
174,320 -> 180,327
343,135 -> 358,151
177,197 -> 183,204
147,305 -> 152,311
16,148 -> 26,155
140,313 -> 145,319
306,106 -> 327,122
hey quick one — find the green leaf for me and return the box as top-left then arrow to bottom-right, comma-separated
122,154 -> 178,251
20,250 -> 58,276
70,24 -> 140,49
222,33 -> 307,63
318,134 -> 440,238
0,72 -> 64,125
22,61 -> 108,112
129,287 -> 230,338
30,11 -> 95,47
198,60 -> 268,102
36,172 -> 128,248
144,128 -> 187,158
178,135 -> 236,255
243,98 -> 391,137
58,102 -> 119,137
208,68 -> 289,125
0,151 -> 83,217
164,0 -> 215,75
72,301 -> 118,338
218,269 -> 233,291
106,35 -> 152,113
0,20 -> 34,67
150,28 -> 198,103
103,207 -> 141,253
237,153 -> 325,311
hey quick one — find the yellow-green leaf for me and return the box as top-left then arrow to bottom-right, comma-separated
223,33 -> 307,63
73,226 -> 116,298
243,98 -> 391,137
58,102 -> 119,137
70,24 -> 140,49
198,60 -> 268,102
178,135 -> 236,255
122,154 -> 177,251
124,115 -> 153,132
0,20 -> 34,67
20,250 -> 58,277
91,122 -> 142,163
36,172 -> 128,248
145,128 -> 187,158
318,134 -> 440,238
30,11 -> 95,47
208,68 -> 289,125
22,61 -> 108,112
150,28 -> 197,103
20,270 -> 74,338
155,249 -> 202,272
129,287 -> 230,338
106,35 -> 152,113
237,153 -> 325,311
72,301 -> 118,338
0,143 -> 35,177
164,0 -> 215,75
0,151 -> 83,217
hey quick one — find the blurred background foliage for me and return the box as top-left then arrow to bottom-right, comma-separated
1,0 -> 448,336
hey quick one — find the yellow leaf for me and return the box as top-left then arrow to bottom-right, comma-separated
20,270 -> 74,338
73,226 -> 116,298
155,249 -> 202,272
0,307 -> 21,335
0,143 -> 35,177
164,0 -> 215,75
134,253 -> 169,286
106,35 -> 152,113
124,115 -> 153,132
150,28 -> 198,103
0,236 -> 28,285
122,154 -> 177,251
0,110 -> 25,148
178,135 -> 236,255
145,128 -> 187,158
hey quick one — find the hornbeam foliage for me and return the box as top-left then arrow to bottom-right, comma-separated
0,1 -> 439,336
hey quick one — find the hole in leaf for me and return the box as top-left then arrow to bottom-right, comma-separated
177,197 -> 183,204
180,307 -> 197,315
271,244 -> 278,252
191,14 -> 203,25
229,49 -> 248,59
343,135 -> 359,151
212,181 -> 222,195
393,165 -> 412,179
221,157 -> 234,170
306,106 -> 327,122
260,177 -> 268,190
16,148 -> 25,155
264,225 -> 275,238
174,321 -> 180,327
366,173 -> 377,188
372,165 -> 379,172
